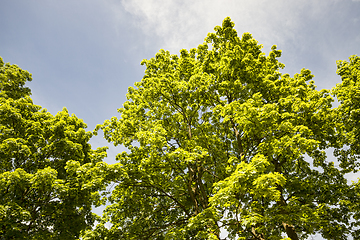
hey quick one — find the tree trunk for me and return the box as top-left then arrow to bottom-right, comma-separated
282,222 -> 299,240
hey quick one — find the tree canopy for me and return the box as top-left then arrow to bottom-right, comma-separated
0,57 -> 109,239
88,17 -> 360,240
1,17 -> 360,240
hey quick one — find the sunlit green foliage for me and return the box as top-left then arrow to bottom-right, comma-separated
86,18 -> 359,240
1,17 -> 360,240
333,55 -> 360,172
333,55 -> 360,239
0,57 -> 109,239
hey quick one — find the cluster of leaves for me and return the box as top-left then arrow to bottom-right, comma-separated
1,17 -> 360,240
0,57 -> 110,239
333,55 -> 360,239
87,18 -> 360,240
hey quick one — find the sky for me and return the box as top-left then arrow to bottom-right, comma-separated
1,0 -> 360,239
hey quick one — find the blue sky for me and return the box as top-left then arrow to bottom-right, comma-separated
1,0 -> 360,238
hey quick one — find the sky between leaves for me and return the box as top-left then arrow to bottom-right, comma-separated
1,1 -> 360,239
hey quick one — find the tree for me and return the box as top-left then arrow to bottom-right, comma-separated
86,17 -> 359,240
333,55 -> 360,239
0,57 -> 109,239
333,55 -> 360,172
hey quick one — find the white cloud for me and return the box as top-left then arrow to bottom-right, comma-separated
116,0 -> 340,54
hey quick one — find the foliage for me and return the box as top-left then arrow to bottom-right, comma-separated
88,17 -> 359,240
333,55 -> 360,172
0,57 -> 109,239
333,55 -> 360,239
1,17 -> 359,240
